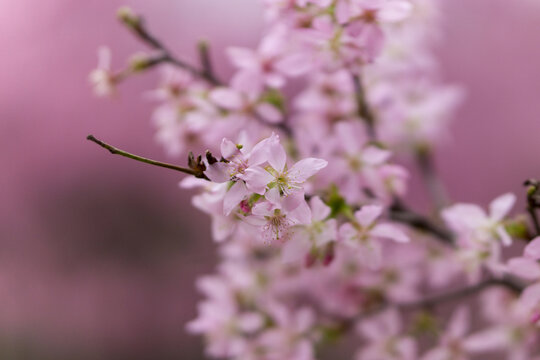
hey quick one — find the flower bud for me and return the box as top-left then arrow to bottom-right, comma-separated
117,6 -> 140,28
128,53 -> 153,72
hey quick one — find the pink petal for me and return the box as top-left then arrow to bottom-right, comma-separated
205,162 -> 230,183
463,327 -> 508,352
230,69 -> 264,95
242,166 -> 273,195
355,205 -> 383,227
275,53 -> 313,77
335,1 -> 351,24
209,88 -> 243,110
281,234 -> 311,263
447,306 -> 470,338
287,158 -> 328,183
211,216 -> 235,242
267,136 -> 287,171
489,193 -> 516,222
495,225 -> 512,246
362,146 -> 392,165
220,138 -> 238,159
371,223 -> 409,243
226,47 -> 258,69
520,282 -> 540,309
309,196 -> 331,221
282,190 -> 306,212
507,257 -> 540,280
255,103 -> 283,124
247,136 -> 271,166
223,182 -> 248,215
525,236 -> 540,260
378,1 -> 413,23
288,198 -> 312,225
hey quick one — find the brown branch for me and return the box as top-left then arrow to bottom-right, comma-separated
525,179 -> 540,237
416,146 -> 449,212
389,198 -> 454,244
117,7 -> 221,85
86,135 -> 209,180
352,74 -> 377,140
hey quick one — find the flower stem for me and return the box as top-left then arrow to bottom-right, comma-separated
352,74 -> 377,141
86,135 -> 209,179
416,146 -> 449,213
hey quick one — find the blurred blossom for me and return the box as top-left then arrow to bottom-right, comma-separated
1,0 -> 540,359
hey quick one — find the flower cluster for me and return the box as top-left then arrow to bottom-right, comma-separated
89,1 -> 540,359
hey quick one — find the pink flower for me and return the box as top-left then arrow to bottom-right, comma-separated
335,0 -> 413,25
356,308 -> 417,360
247,189 -> 311,243
281,196 -> 338,264
442,193 -> 516,246
227,25 -> 313,94
339,204 -> 409,268
89,47 -> 117,97
422,306 -> 473,360
243,133 -> 328,196
508,237 -> 540,281
258,304 -> 316,360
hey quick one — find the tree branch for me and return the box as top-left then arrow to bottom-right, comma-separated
118,7 -> 222,85
389,198 -> 454,244
352,74 -> 377,140
525,179 -> 540,237
416,146 -> 449,212
398,277 -> 522,311
86,135 -> 209,180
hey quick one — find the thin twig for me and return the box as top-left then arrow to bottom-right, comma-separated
416,147 -> 449,212
352,74 -> 377,140
339,277 -> 523,332
398,277 -> 522,311
525,179 -> 540,237
121,12 -> 221,85
197,40 -> 218,85
389,198 -> 454,244
86,135 -> 209,180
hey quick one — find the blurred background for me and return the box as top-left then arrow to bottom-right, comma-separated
1,0 -> 539,359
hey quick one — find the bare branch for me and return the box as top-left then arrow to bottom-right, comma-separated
86,135 -> 209,180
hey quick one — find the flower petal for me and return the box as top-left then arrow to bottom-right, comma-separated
507,257 -> 540,280
287,157 -> 328,183
355,205 -> 383,227
223,182 -> 248,215
525,237 -> 540,260
310,196 -> 331,221
489,193 -> 516,222
242,166 -> 273,195
371,223 -> 409,243
209,87 -> 243,110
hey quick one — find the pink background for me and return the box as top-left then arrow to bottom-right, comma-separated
1,0 -> 539,358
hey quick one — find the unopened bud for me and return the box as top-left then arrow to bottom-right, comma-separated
128,53 -> 152,72
117,6 -> 140,28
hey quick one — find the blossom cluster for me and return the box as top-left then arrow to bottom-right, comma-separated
90,1 -> 540,359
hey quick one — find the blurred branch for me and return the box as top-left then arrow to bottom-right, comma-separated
525,179 -> 540,237
338,277 -> 523,334
86,135 -> 209,180
197,40 -> 219,85
117,7 -> 222,85
416,146 -> 449,213
352,74 -> 377,140
389,198 -> 454,244
398,277 -> 523,311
